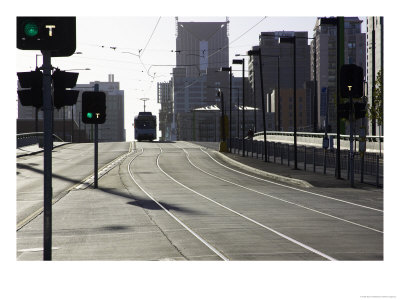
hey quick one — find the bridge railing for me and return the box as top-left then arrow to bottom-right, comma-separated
230,137 -> 383,188
17,132 -> 64,148
253,131 -> 384,154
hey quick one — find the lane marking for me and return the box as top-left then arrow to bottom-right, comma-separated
185,143 -> 383,213
157,146 -> 336,261
177,146 -> 383,234
127,147 -> 229,261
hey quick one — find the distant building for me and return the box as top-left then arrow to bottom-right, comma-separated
248,31 -> 312,132
17,74 -> 125,142
312,17 -> 366,133
166,19 -> 231,141
73,74 -> 125,142
157,81 -> 173,141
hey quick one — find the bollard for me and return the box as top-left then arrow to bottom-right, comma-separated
304,146 -> 307,171
287,144 -> 290,167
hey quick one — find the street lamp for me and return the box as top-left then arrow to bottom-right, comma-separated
279,36 -> 299,170
247,49 -> 268,162
232,58 -> 245,157
219,67 -> 232,151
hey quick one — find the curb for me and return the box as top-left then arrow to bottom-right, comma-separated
213,151 -> 314,188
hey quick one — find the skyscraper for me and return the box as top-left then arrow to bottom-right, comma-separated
170,19 -> 230,140
312,17 -> 366,132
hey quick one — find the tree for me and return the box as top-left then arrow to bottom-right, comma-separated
368,69 -> 384,128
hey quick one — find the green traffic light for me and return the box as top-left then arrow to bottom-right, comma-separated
87,112 -> 93,119
24,22 -> 39,37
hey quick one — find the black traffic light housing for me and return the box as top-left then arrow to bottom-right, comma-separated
52,69 -> 79,109
17,17 -> 76,57
340,64 -> 364,99
17,69 -> 43,108
354,102 -> 367,119
82,91 -> 106,124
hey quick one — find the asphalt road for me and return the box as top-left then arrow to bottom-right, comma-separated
16,142 -> 131,226
16,141 -> 383,261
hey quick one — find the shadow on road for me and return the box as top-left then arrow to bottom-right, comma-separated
17,162 -> 199,214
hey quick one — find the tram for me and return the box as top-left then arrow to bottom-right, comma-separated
134,112 -> 157,141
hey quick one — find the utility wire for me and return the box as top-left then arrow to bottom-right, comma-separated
207,16 -> 267,59
141,16 -> 162,58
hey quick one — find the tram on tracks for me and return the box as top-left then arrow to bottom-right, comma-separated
134,112 -> 157,142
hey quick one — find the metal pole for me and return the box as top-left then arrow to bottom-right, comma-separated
293,37 -> 298,169
42,50 -> 53,261
313,38 -> 318,132
253,62 -> 257,133
94,84 -> 99,188
242,58 -> 245,157
71,106 -> 74,142
336,17 -> 344,179
277,56 -> 281,131
221,91 -> 225,142
349,89 -> 355,187
229,68 -> 232,151
258,51 -> 268,162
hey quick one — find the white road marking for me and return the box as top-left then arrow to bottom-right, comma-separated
127,148 -> 229,261
177,146 -> 383,234
193,144 -> 382,213
157,146 -> 336,261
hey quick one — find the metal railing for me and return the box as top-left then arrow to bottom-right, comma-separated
230,137 -> 383,188
17,132 -> 64,148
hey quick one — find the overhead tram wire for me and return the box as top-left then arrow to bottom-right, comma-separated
207,16 -> 267,60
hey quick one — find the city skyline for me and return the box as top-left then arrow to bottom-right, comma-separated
15,16 -> 365,141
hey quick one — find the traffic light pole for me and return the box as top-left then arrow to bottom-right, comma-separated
42,50 -> 53,261
349,88 -> 354,187
94,84 -> 99,188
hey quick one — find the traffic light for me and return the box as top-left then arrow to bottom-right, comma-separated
52,69 -> 79,109
17,69 -> 43,108
340,64 -> 364,98
17,17 -> 76,57
354,102 -> 367,119
82,91 -> 106,124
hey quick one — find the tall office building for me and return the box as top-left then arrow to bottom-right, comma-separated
248,31 -> 311,131
312,17 -> 366,133
170,19 -> 230,140
366,17 -> 384,136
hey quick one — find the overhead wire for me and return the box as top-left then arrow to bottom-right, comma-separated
207,16 -> 267,59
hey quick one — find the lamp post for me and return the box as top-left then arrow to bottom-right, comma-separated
247,49 -> 268,162
232,58 -> 245,157
219,67 -> 232,151
279,36 -> 298,169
